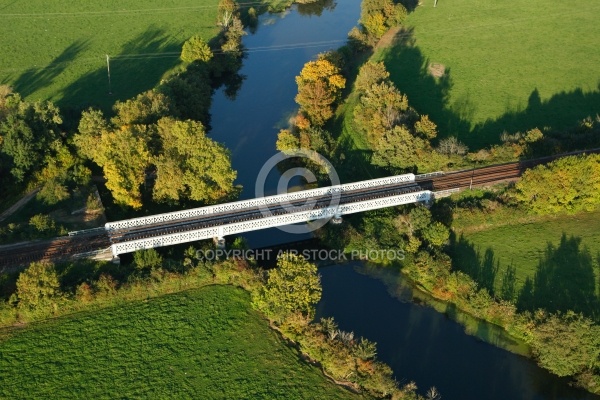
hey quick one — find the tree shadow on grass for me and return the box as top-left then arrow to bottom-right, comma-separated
379,28 -> 471,145
379,28 -> 600,150
448,233 -> 501,297
56,26 -> 184,116
469,86 -> 600,149
11,40 -> 89,99
517,233 -> 599,321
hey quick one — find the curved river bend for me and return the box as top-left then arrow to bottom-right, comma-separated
208,3 -> 599,399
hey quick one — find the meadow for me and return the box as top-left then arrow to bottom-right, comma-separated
450,207 -> 600,317
0,0 -> 221,110
375,0 -> 600,147
0,285 -> 361,399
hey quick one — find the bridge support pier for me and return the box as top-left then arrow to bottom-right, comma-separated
111,255 -> 121,265
214,237 -> 226,249
331,209 -> 343,224
213,226 -> 226,249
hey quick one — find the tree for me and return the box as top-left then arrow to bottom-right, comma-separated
252,253 -> 322,322
295,59 -> 345,126
414,115 -> 438,140
0,96 -> 61,182
77,125 -> 150,209
36,140 -> 91,205
217,0 -> 239,27
514,154 -> 600,214
16,262 -> 61,309
437,136 -> 468,156
421,221 -> 450,248
276,129 -> 300,153
153,118 -> 236,203
529,311 -> 600,377
355,61 -> 390,93
353,81 -> 408,144
370,126 -> 431,171
29,214 -> 56,233
181,36 -> 213,63
111,90 -> 172,126
360,0 -> 407,40
133,248 -> 163,271
159,68 -> 212,123
354,337 -> 378,360
408,205 -> 432,235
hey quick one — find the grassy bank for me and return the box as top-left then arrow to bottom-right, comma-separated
0,285 -> 361,399
374,0 -> 600,147
0,0 -> 220,109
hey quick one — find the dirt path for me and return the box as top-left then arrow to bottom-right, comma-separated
0,188 -> 40,223
374,26 -> 403,51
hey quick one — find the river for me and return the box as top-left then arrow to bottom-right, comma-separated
208,2 -> 599,399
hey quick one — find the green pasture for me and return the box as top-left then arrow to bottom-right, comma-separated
0,285 -> 360,399
451,208 -> 600,318
0,0 -> 220,110
375,0 -> 600,148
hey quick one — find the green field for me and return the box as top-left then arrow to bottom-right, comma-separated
451,208 -> 600,317
375,0 -> 600,147
0,0 -> 220,110
0,286 -> 360,399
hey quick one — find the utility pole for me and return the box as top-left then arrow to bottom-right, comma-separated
106,54 -> 112,95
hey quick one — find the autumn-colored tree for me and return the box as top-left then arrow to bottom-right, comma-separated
16,262 -> 61,309
355,61 -> 390,93
353,81 -> 409,145
36,140 -> 91,205
360,0 -> 407,40
514,154 -> 600,214
76,124 -> 150,209
180,35 -> 213,63
295,59 -> 345,126
414,115 -> 438,140
152,117 -> 236,203
111,90 -> 172,127
276,129 -> 300,153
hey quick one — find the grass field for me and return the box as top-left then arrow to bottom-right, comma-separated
451,208 -> 600,316
0,286 -> 361,399
0,0 -> 220,110
374,0 -> 600,148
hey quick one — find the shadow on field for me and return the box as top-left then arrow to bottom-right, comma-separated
470,86 -> 600,148
516,233 -> 599,320
56,26 -> 183,113
451,231 -> 600,321
381,29 -> 600,150
12,40 -> 89,98
381,28 -> 471,145
449,233 -> 500,296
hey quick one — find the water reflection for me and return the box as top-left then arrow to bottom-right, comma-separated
316,263 -> 599,400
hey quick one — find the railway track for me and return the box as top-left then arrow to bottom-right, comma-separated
0,234 -> 111,270
2,148 -> 599,269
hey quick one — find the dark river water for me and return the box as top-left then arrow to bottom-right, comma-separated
208,3 -> 599,400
